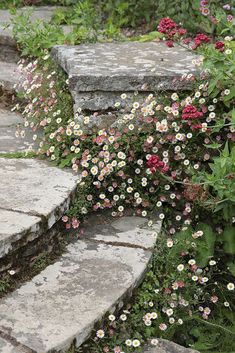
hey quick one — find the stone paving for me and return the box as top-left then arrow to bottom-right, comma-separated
0,107 -> 35,153
52,42 -> 197,111
0,158 -> 78,260
0,215 -> 161,353
141,339 -> 199,353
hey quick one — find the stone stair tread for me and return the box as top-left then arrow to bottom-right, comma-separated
52,42 -> 197,93
82,212 -> 161,249
0,158 -> 78,259
0,108 -> 23,127
0,212 -> 159,353
142,339 -> 199,353
0,209 -> 41,259
0,108 -> 36,153
0,61 -> 20,92
0,126 -> 35,153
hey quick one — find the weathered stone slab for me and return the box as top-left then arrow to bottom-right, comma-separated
142,339 -> 199,353
0,337 -> 23,353
52,42 -> 197,93
73,91 -> 150,111
0,107 -> 36,153
0,44 -> 20,63
0,61 -> 20,92
0,126 -> 35,153
0,108 -> 22,127
0,158 -> 78,228
0,209 -> 41,259
82,213 -> 161,249
0,239 -> 152,352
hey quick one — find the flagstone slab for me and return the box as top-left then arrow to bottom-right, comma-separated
52,42 -> 197,92
0,158 -> 78,227
142,339 -> 199,353
0,127 -> 35,153
0,337 -> 23,353
82,213 -> 161,249
0,108 -> 22,127
52,42 -> 197,111
0,61 -> 20,92
0,209 -> 41,259
0,239 -> 152,353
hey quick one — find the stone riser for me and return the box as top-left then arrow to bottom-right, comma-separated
0,220 -> 64,276
0,44 -> 20,63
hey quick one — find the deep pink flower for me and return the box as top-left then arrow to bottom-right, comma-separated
166,40 -> 174,47
227,15 -> 233,22
147,155 -> 169,173
182,105 -> 204,120
158,17 -> 177,34
193,33 -> 210,49
215,41 -> 225,52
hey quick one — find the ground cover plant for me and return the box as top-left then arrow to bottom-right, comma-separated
9,0 -> 235,352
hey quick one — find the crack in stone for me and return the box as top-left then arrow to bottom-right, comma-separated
83,237 -> 154,251
0,206 -> 43,219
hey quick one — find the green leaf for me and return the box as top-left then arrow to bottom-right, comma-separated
195,223 -> 215,267
223,226 -> 235,254
227,262 -> 235,276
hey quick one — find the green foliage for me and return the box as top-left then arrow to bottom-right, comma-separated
0,277 -> 10,295
195,223 -> 215,267
11,10 -> 67,57
223,226 -> 235,255
195,143 -> 235,222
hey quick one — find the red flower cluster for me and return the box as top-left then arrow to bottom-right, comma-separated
193,33 -> 210,49
182,105 -> 204,120
147,155 -> 169,173
215,41 -> 225,52
158,17 -> 187,38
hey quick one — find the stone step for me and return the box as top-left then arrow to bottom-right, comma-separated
0,157 -> 78,267
52,42 -> 197,112
142,339 -> 199,353
0,107 -> 36,153
0,61 -> 20,93
0,213 -> 161,353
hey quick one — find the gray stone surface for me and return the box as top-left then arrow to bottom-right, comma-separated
52,42 -> 197,92
83,213 -> 161,249
0,158 -> 78,259
0,209 -> 41,259
0,61 -> 20,93
142,339 -> 199,353
0,158 -> 78,225
52,42 -> 197,111
0,44 -> 20,63
73,91 -> 150,111
0,127 -> 35,153
0,108 -> 23,127
0,337 -> 23,353
0,239 -> 152,353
